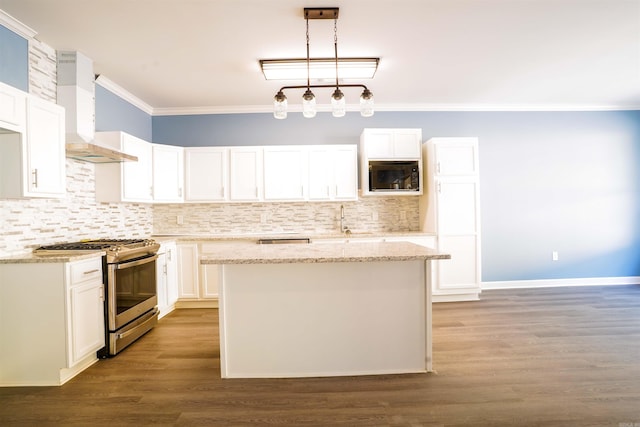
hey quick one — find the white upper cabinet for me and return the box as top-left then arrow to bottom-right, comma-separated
152,144 -> 184,202
360,128 -> 422,159
308,145 -> 358,201
94,131 -> 153,203
0,95 -> 66,199
0,81 -> 26,133
431,138 -> 479,176
229,147 -> 263,201
184,147 -> 228,201
263,146 -> 308,201
25,96 -> 66,197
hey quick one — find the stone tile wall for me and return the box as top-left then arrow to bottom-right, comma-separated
152,197 -> 420,236
0,38 -> 152,257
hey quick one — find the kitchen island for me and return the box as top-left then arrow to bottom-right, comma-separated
200,241 -> 449,378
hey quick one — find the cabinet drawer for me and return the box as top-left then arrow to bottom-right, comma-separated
70,258 -> 103,285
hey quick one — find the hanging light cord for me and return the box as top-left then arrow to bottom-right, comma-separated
306,17 -> 311,90
334,18 -> 340,92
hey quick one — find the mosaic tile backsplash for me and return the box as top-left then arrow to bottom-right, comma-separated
153,197 -> 420,236
0,159 -> 153,256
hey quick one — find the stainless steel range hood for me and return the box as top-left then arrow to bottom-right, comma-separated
57,51 -> 137,163
65,142 -> 138,163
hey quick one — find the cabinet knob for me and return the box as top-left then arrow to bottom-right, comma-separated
32,169 -> 38,188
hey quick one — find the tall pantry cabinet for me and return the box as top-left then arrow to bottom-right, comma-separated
420,138 -> 481,301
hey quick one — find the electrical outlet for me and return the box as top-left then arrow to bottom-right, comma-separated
176,215 -> 184,225
552,251 -> 559,261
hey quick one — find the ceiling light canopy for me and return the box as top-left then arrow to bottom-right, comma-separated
263,7 -> 377,119
260,58 -> 379,81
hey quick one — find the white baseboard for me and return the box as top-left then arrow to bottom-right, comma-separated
482,276 -> 640,290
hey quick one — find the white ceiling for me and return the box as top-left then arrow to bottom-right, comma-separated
1,0 -> 639,114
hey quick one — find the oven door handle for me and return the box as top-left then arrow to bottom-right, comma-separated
114,254 -> 158,270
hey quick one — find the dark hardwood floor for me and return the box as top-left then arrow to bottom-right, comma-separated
1,285 -> 640,426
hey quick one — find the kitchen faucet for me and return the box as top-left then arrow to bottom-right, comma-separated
340,204 -> 349,234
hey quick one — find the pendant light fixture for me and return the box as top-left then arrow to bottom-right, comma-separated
267,7 -> 376,119
302,16 -> 316,118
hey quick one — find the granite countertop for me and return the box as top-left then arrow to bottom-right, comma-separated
199,240 -> 450,265
0,251 -> 105,264
153,231 -> 436,243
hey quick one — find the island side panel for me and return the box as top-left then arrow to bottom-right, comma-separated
218,260 -> 426,378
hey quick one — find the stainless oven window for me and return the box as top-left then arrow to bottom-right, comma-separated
115,256 -> 157,314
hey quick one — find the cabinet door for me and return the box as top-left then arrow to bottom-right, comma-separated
201,264 -> 219,298
153,144 -> 184,202
156,251 -> 168,313
25,96 -> 66,197
308,147 -> 333,200
185,147 -> 227,201
333,145 -> 358,200
229,147 -> 262,201
361,129 -> 394,158
177,244 -> 200,299
436,179 -> 479,235
435,235 -> 479,291
122,134 -> 153,201
433,139 -> 479,176
0,82 -> 26,132
308,145 -> 357,201
264,147 -> 307,200
164,243 -> 179,306
361,129 -> 421,159
393,129 -> 422,158
69,282 -> 105,365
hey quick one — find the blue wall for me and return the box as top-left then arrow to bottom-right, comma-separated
0,24 -> 29,91
95,84 -> 152,141
153,110 -> 640,283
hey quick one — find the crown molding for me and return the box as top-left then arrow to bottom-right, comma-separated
0,9 -> 37,39
151,102 -> 640,116
95,75 -> 154,115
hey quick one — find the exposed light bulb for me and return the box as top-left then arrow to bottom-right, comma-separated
331,88 -> 345,117
273,91 -> 287,119
302,89 -> 317,118
359,88 -> 374,117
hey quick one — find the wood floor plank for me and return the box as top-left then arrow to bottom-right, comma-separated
1,285 -> 640,426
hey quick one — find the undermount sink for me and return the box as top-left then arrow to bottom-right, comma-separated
257,238 -> 311,244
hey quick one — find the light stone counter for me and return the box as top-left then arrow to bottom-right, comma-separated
0,251 -> 105,264
199,240 -> 448,264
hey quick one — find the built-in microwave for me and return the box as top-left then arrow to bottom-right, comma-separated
367,160 -> 420,192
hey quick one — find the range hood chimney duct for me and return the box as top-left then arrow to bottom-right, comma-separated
57,51 -> 136,163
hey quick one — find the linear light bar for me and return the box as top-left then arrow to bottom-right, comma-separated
260,58 -> 379,80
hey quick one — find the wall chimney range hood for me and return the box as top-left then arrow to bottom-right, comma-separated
57,51 -> 136,163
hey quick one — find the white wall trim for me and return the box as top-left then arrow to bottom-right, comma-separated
151,102 -> 640,117
0,9 -> 37,39
482,276 -> 640,290
95,75 -> 154,115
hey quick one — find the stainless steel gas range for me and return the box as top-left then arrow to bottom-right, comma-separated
35,239 -> 161,357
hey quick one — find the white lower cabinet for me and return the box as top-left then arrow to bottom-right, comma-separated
176,243 -> 217,307
0,256 -> 105,386
157,241 -> 179,318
